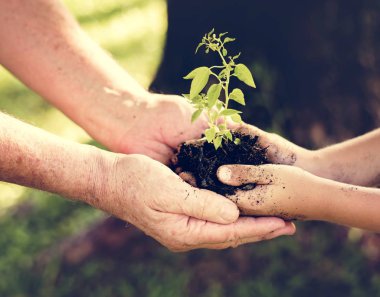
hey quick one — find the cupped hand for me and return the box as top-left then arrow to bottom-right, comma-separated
233,124 -> 315,169
217,164 -> 322,221
95,153 -> 295,251
111,93 -> 208,165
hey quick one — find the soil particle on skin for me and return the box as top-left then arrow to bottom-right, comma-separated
173,131 -> 269,196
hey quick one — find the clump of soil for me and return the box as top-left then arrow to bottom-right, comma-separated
173,131 -> 269,196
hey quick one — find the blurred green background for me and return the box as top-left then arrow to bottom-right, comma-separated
1,0 -> 380,296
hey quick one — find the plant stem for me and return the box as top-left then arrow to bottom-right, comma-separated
216,48 -> 231,125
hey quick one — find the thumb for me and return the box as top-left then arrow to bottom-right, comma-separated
180,188 -> 239,225
217,164 -> 276,186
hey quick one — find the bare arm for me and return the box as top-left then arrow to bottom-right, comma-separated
0,0 -> 148,151
0,112 -> 104,201
0,0 -> 212,164
310,129 -> 380,186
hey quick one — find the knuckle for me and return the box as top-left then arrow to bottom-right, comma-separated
226,225 -> 241,248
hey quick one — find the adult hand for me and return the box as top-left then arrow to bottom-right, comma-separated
217,164 -> 323,220
95,154 -> 295,251
98,93 -> 208,165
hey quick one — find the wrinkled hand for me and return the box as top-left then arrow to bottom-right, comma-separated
96,154 -> 295,251
112,93 -> 208,165
217,164 -> 321,220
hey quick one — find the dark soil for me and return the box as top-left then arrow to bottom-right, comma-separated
173,131 -> 269,196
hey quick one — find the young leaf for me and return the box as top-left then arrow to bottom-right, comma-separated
220,109 -> 242,116
234,138 -> 241,145
234,64 -> 256,88
183,66 -> 208,79
219,32 -> 228,38
191,109 -> 202,123
224,37 -> 236,43
213,136 -> 222,150
229,88 -> 245,105
207,84 -> 222,108
230,113 -> 242,123
195,42 -> 204,54
218,123 -> 227,131
216,101 -> 223,110
207,28 -> 215,37
205,127 -> 216,143
210,110 -> 219,123
232,52 -> 241,60
225,130 -> 233,141
218,68 -> 227,79
222,48 -> 227,56
184,67 -> 210,99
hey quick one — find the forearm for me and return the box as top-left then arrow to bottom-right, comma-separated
308,176 -> 380,231
301,129 -> 380,186
0,0 -> 149,149
0,112 -> 108,204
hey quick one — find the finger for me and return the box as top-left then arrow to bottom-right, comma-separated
233,124 -> 297,165
234,124 -> 271,147
179,172 -> 197,187
227,185 -> 270,215
185,216 -> 289,250
180,187 -> 239,225
217,164 -> 277,186
264,222 -> 296,240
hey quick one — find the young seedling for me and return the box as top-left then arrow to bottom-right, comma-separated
183,29 -> 256,149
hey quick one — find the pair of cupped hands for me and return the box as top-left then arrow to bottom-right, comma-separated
97,93 -> 315,252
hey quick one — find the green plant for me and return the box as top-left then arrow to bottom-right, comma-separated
183,29 -> 256,149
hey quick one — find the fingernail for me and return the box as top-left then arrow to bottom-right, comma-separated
220,203 -> 239,222
218,166 -> 232,182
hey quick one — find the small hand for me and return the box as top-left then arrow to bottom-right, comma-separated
217,164 -> 321,221
95,154 -> 295,251
234,124 -> 314,168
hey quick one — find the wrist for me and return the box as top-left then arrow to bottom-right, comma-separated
76,89 -> 153,151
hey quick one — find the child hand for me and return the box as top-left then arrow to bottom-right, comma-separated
217,164 -> 323,221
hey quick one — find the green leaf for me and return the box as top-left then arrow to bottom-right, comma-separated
219,32 -> 228,38
207,84 -> 222,108
225,130 -> 233,141
213,136 -> 222,150
183,66 -> 207,79
232,52 -> 241,60
218,69 -> 227,79
220,109 -> 242,116
222,48 -> 227,56
224,37 -> 236,43
216,101 -> 223,110
205,127 -> 216,143
234,138 -> 241,145
210,110 -> 218,123
195,43 -> 204,54
191,109 -> 202,123
183,67 -> 210,99
234,64 -> 256,88
229,88 -> 245,105
218,123 -> 227,131
230,113 -> 242,123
